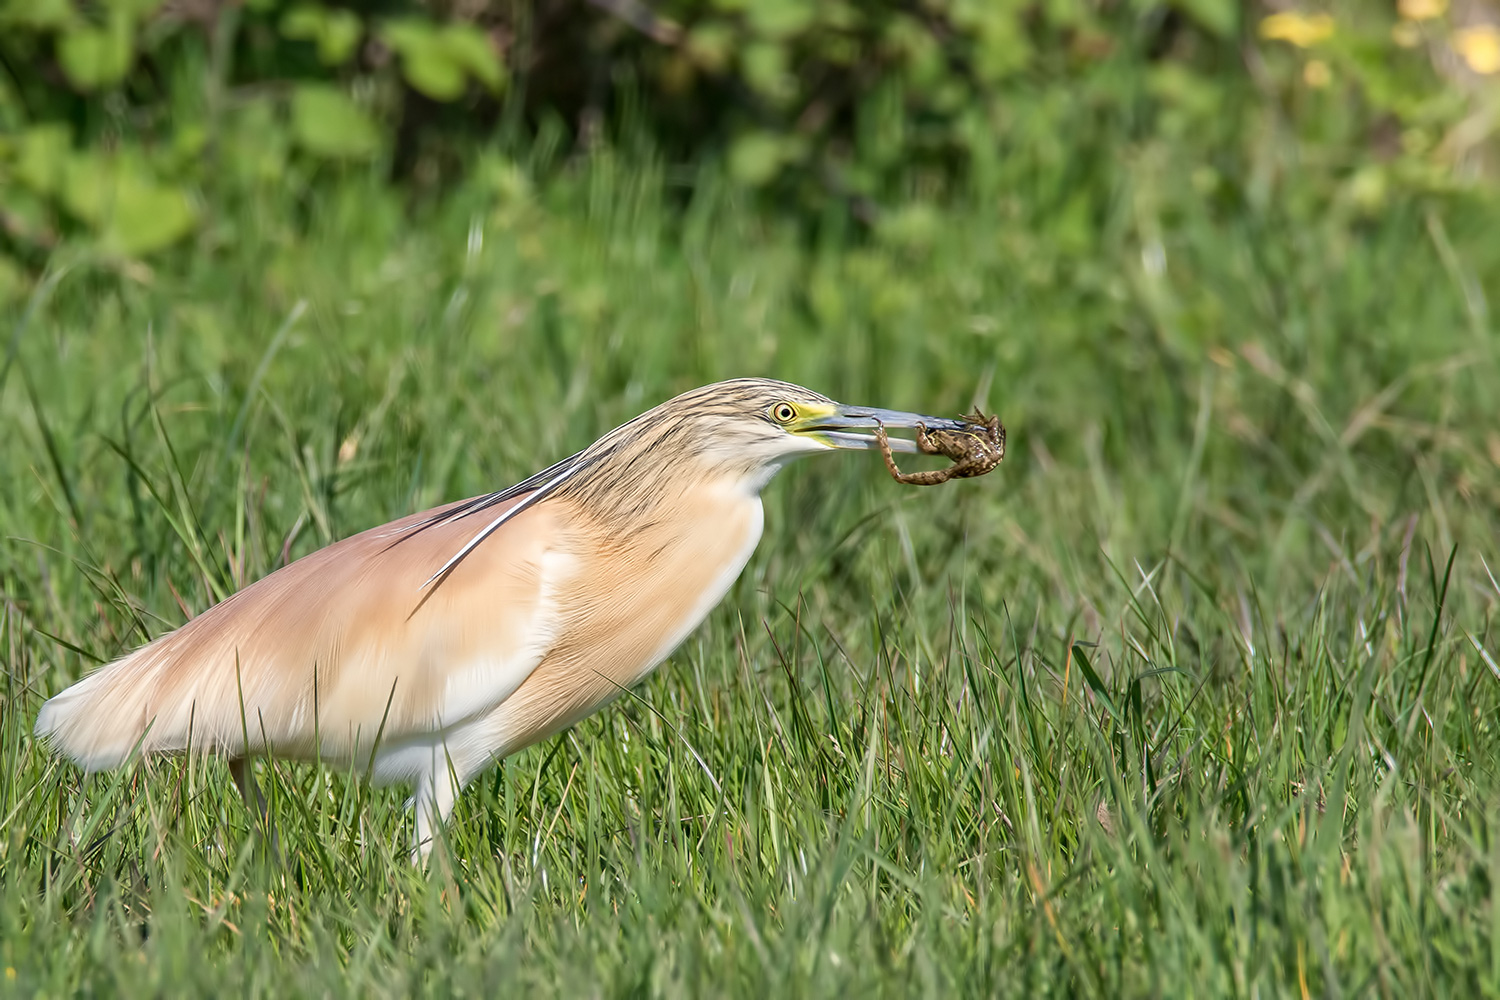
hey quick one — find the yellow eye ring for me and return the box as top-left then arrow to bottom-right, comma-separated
771,402 -> 798,424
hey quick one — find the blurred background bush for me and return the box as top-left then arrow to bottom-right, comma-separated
1,0 -> 1498,298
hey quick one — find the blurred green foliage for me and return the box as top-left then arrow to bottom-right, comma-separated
0,0 -> 1498,288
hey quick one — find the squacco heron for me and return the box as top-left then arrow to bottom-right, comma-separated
35,378 -> 982,859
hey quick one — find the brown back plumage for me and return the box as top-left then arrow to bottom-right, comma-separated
34,377 -> 834,775
34,493 -> 568,768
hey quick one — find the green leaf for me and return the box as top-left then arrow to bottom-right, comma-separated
58,150 -> 197,254
59,150 -> 110,223
728,131 -> 784,187
401,43 -> 466,101
15,124 -> 72,194
290,84 -> 379,159
282,7 -> 329,45
741,41 -> 791,101
381,19 -> 459,100
57,10 -> 135,90
441,23 -> 502,92
281,5 -> 363,66
378,16 -> 431,53
1072,644 -> 1121,723
100,172 -> 196,255
380,18 -> 503,101
745,0 -> 812,39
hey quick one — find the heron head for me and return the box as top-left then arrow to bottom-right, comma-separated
561,378 -> 977,514
638,378 -> 972,488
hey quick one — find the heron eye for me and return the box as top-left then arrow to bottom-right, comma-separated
771,402 -> 798,424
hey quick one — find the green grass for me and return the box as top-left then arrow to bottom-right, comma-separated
2,146 -> 1499,996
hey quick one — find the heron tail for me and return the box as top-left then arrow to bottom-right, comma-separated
34,648 -> 165,771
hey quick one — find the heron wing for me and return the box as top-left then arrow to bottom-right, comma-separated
35,493 -> 575,769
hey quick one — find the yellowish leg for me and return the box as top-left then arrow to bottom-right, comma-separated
411,753 -> 461,865
229,757 -> 281,858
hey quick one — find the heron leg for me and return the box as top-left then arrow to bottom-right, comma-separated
411,752 -> 461,865
229,757 -> 281,858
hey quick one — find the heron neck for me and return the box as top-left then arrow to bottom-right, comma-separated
557,448 -> 787,531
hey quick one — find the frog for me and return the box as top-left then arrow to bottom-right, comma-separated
874,410 -> 1005,486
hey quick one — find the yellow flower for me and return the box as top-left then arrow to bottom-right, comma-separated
1260,12 -> 1336,48
1454,25 -> 1500,74
1303,59 -> 1332,87
1399,0 -> 1447,21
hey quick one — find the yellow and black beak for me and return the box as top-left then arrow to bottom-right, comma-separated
795,404 -> 970,453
